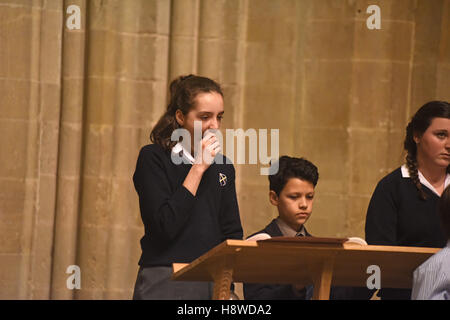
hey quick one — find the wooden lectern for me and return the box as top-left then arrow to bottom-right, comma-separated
172,238 -> 439,300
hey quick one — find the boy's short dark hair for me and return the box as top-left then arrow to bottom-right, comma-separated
268,156 -> 319,196
439,186 -> 450,239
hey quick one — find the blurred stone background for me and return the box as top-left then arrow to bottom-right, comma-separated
0,0 -> 449,299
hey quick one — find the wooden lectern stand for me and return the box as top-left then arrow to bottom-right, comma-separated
172,238 -> 439,300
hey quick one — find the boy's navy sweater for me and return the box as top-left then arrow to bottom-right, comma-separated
133,144 -> 243,267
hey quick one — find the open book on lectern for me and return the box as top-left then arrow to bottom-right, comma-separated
246,233 -> 367,246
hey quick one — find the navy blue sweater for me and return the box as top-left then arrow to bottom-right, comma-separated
366,167 -> 446,248
133,144 -> 243,267
365,167 -> 446,299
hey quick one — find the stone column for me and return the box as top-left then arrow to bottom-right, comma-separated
73,0 -> 170,299
50,0 -> 87,300
168,0 -> 200,79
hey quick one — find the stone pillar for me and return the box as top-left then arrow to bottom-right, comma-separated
0,0 -> 64,299
169,0 -> 200,78
50,0 -> 87,300
73,0 -> 170,299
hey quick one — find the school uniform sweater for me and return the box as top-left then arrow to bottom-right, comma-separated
365,166 -> 448,299
133,144 -> 243,267
366,167 -> 447,248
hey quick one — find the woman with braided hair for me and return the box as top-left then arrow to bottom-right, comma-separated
365,100 -> 450,299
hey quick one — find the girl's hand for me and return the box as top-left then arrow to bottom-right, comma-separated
183,132 -> 221,196
194,132 -> 221,172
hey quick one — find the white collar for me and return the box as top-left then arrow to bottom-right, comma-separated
401,165 -> 450,197
171,142 -> 195,164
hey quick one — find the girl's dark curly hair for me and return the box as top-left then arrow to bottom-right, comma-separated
150,74 -> 223,151
269,156 -> 319,196
404,101 -> 450,200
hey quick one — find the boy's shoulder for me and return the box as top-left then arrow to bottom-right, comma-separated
246,219 -> 281,239
246,219 -> 312,239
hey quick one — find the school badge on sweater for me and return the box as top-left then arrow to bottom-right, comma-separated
219,173 -> 227,186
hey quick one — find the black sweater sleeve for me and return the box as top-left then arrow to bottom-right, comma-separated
218,164 -> 243,240
133,146 -> 196,243
365,176 -> 398,245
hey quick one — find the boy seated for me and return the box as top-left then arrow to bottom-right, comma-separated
243,156 -> 318,300
412,185 -> 450,300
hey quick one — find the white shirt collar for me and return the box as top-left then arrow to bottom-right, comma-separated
171,142 -> 195,164
401,164 -> 450,197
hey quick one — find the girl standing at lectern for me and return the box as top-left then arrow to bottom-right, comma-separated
365,100 -> 450,299
132,75 -> 243,299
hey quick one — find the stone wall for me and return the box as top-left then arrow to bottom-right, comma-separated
0,0 -> 449,299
